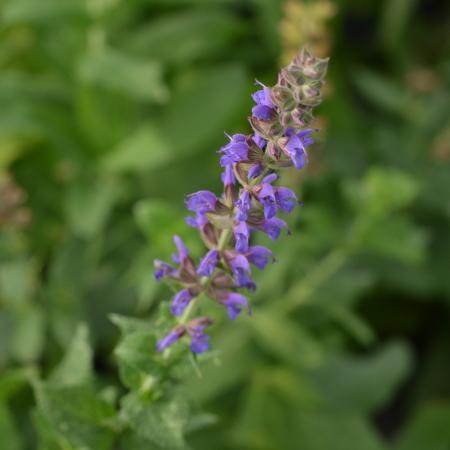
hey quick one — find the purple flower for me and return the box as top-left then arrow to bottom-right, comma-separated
257,174 -> 278,219
218,134 -> 249,166
171,288 -> 193,316
186,211 -> 208,229
284,129 -> 313,169
234,220 -> 250,253
275,187 -> 299,213
190,332 -> 209,353
186,191 -> 217,213
220,292 -> 249,320
235,190 -> 251,221
252,81 -> 275,121
156,326 -> 185,352
247,246 -> 275,270
197,250 -> 219,277
187,317 -> 213,353
227,253 -> 255,290
188,326 -> 210,353
252,133 -> 267,149
221,164 -> 236,187
172,235 -> 189,263
248,163 -> 264,179
259,217 -> 289,240
154,260 -> 177,281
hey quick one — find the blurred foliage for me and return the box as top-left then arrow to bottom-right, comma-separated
0,0 -> 449,449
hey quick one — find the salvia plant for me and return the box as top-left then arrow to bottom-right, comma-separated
154,48 -> 329,355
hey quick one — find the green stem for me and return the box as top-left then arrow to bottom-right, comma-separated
218,228 -> 232,250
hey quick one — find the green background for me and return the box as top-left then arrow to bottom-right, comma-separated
0,0 -> 449,449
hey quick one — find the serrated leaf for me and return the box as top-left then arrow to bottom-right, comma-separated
110,314 -> 151,335
120,392 -> 189,450
32,381 -> 116,450
114,328 -> 163,391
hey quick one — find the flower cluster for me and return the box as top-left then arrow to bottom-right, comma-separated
155,48 -> 328,353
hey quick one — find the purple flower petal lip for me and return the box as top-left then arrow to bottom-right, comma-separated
248,163 -> 264,179
247,246 -> 275,270
221,164 -> 235,186
260,217 -> 289,240
228,253 -> 253,289
252,104 -> 274,121
186,317 -> 213,353
275,187 -> 299,213
234,221 -> 250,253
220,292 -> 249,320
235,190 -> 251,221
197,249 -> 219,277
257,174 -> 278,219
252,81 -> 275,120
190,333 -> 209,353
186,211 -> 208,229
186,191 -> 217,213
252,134 -> 266,149
172,235 -> 189,263
170,288 -> 193,316
284,129 -> 314,170
263,173 -> 277,184
156,327 -> 185,352
253,81 -> 274,108
218,134 -> 249,167
154,260 -> 177,281
297,129 -> 314,145
285,134 -> 307,169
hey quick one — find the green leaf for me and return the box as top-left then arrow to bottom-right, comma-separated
0,258 -> 35,305
379,0 -> 417,52
344,167 -> 419,217
353,69 -> 416,118
311,341 -> 413,414
249,311 -> 324,369
110,314 -> 151,335
114,328 -> 162,392
32,382 -> 116,450
160,64 -> 248,157
77,48 -> 168,103
0,404 -> 23,450
361,216 -> 427,264
122,10 -> 241,65
133,199 -> 185,245
65,174 -> 123,238
120,392 -> 189,450
10,303 -> 45,363
233,370 -> 386,450
102,125 -> 171,174
50,323 -> 93,387
0,369 -> 30,401
2,0 -> 85,24
395,403 -> 450,450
